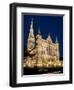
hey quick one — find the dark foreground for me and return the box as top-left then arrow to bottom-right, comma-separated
23,67 -> 63,75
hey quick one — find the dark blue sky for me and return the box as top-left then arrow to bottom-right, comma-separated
23,14 -> 63,57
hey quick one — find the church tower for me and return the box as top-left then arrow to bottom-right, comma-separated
47,33 -> 53,55
55,37 -> 60,60
36,29 -> 42,47
36,29 -> 43,64
27,19 -> 35,51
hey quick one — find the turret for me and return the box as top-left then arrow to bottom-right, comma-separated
27,19 -> 35,51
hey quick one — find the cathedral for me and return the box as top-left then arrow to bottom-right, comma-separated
23,19 -> 63,68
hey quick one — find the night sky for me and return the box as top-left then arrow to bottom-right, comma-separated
23,14 -> 63,57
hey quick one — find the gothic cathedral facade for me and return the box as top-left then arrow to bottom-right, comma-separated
23,19 -> 63,68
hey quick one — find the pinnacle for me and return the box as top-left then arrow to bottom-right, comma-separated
38,28 -> 41,35
30,18 -> 33,28
55,37 -> 58,43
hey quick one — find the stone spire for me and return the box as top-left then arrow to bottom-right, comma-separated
55,37 -> 58,43
38,29 -> 41,35
36,28 -> 42,39
29,18 -> 34,37
27,18 -> 35,50
47,33 -> 52,44
55,36 -> 59,60
36,28 -> 42,48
